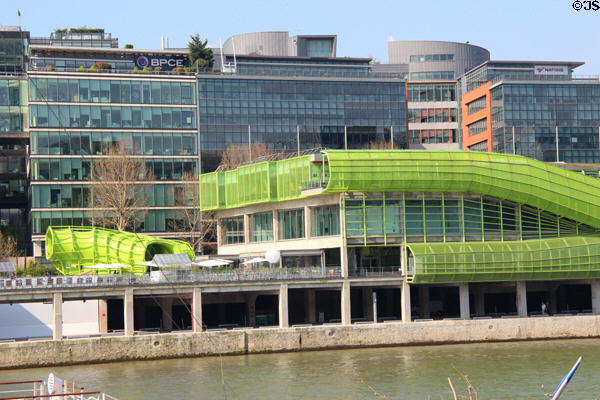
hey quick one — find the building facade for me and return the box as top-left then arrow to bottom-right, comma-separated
198,55 -> 407,172
27,43 -> 198,255
387,40 -> 490,148
222,31 -> 336,58
198,150 -> 600,326
459,61 -> 600,163
0,27 -> 29,249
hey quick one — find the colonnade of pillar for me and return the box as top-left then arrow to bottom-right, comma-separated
48,279 -> 600,340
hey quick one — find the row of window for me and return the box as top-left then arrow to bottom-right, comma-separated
467,119 -> 488,136
407,84 -> 456,102
221,205 -> 340,244
467,97 -> 487,115
198,80 -> 406,97
408,108 -> 456,123
343,193 -> 596,245
32,183 -> 194,209
409,54 -> 455,63
410,71 -> 454,81
29,78 -> 195,105
31,158 -> 197,181
32,209 -> 190,235
408,129 -> 456,144
31,131 -> 197,156
29,105 -> 197,129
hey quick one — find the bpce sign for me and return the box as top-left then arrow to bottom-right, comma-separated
134,55 -> 188,71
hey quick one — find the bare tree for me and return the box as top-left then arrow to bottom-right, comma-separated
173,172 -> 216,252
90,140 -> 152,231
218,142 -> 285,171
0,232 -> 19,259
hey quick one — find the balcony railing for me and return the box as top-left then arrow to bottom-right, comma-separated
0,267 -> 342,290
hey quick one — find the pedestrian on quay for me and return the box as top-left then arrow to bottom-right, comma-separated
541,301 -> 548,315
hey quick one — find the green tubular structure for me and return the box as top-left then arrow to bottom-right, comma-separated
45,226 -> 195,275
407,236 -> 600,283
199,150 -> 600,284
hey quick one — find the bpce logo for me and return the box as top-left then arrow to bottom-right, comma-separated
136,56 -> 149,68
573,0 -> 600,10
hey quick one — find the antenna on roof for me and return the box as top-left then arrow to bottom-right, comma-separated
17,9 -> 21,29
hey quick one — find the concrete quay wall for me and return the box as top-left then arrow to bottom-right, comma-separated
2,315 -> 600,369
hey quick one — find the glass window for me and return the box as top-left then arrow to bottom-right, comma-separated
311,205 -> 339,237
222,216 -> 244,244
250,212 -> 273,242
279,208 -> 305,239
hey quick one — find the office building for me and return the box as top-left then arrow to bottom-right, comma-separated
27,37 -> 198,256
0,26 -> 29,246
459,60 -> 600,163
387,40 -> 490,148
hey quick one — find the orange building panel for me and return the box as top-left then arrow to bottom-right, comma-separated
462,82 -> 493,152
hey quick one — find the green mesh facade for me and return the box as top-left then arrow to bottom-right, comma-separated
200,150 -> 600,283
407,236 -> 600,283
45,226 -> 195,275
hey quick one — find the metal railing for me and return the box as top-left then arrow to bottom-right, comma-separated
0,267 -> 342,290
350,266 -> 403,278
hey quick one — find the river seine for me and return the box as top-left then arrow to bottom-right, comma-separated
1,339 -> 599,399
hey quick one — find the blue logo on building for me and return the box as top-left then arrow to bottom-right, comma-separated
136,56 -> 149,68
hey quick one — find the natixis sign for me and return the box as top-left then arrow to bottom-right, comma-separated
534,65 -> 569,75
134,55 -> 188,71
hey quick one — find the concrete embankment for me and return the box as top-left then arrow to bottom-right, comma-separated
3,315 -> 600,369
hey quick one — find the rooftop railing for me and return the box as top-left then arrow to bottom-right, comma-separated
0,267 -> 342,291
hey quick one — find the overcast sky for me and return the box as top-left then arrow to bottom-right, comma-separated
7,0 -> 600,74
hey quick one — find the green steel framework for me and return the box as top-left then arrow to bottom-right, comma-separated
45,226 -> 195,275
200,150 -> 600,283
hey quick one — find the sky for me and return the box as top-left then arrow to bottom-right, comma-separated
5,0 -> 600,74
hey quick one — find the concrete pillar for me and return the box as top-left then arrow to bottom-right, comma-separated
33,241 -> 43,258
192,288 -> 203,332
98,299 -> 108,334
161,298 -> 173,332
305,289 -> 316,323
459,283 -> 470,320
418,286 -> 430,318
474,288 -> 485,316
247,293 -> 257,327
592,281 -> 600,315
244,214 -> 250,243
341,281 -> 351,325
516,281 -> 527,317
124,288 -> 134,336
401,281 -> 411,323
273,210 -> 279,242
340,247 -> 348,278
362,287 -> 374,321
400,245 -> 409,277
216,219 -> 222,247
279,284 -> 289,328
52,292 -> 63,340
304,206 -> 311,239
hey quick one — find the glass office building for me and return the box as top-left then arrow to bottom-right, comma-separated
28,66 -> 198,254
460,61 -> 600,163
0,27 -> 29,248
198,56 -> 407,172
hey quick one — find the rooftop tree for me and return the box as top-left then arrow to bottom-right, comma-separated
188,34 -> 213,69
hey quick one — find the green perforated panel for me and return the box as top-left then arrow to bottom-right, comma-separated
407,236 -> 600,283
45,226 -> 195,275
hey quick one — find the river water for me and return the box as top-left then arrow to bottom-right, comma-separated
1,339 -> 598,399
